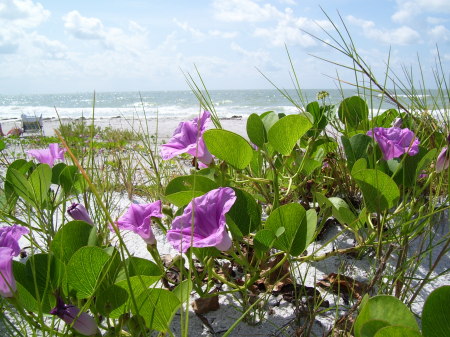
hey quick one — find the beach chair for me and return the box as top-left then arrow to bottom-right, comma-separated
21,114 -> 43,134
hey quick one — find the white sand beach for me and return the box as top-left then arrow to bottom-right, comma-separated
0,115 -> 249,141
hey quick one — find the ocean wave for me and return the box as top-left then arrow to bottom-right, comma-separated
0,104 -> 304,120
214,99 -> 233,105
377,93 -> 431,98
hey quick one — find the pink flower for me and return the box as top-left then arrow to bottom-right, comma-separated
167,187 -> 236,253
0,225 -> 28,298
27,143 -> 66,167
115,201 -> 162,245
367,127 -> 420,161
436,147 -> 449,173
0,247 -> 16,297
0,225 -> 29,257
160,111 -> 213,165
50,297 -> 98,336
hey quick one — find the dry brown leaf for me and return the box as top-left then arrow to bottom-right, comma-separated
260,254 -> 291,285
316,273 -> 367,300
192,295 -> 220,314
272,277 -> 294,293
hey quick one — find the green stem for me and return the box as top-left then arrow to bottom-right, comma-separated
8,297 -> 66,336
147,244 -> 165,271
210,269 -> 242,291
294,244 -> 368,262
221,296 -> 263,337
272,169 -> 280,210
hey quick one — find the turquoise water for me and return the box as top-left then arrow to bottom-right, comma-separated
0,89 -> 432,120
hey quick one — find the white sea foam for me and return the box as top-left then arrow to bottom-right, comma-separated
1,89 -> 447,121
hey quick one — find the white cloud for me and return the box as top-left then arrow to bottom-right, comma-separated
254,9 -> 332,47
212,0 -> 280,22
347,15 -> 420,45
426,17 -> 448,25
63,10 -> 105,40
173,18 -> 239,40
254,22 -> 315,47
213,1 -> 331,47
173,18 -> 205,39
230,41 -> 280,72
0,40 -> 18,53
429,25 -> 450,41
0,0 -> 50,28
230,42 -> 281,71
0,27 -> 20,53
30,32 -> 67,59
128,21 -> 147,34
0,0 -> 57,56
278,0 -> 297,5
62,11 -> 150,55
393,0 -> 450,23
230,41 -> 267,60
208,30 -> 238,39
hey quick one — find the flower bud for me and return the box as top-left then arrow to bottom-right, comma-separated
436,147 -> 449,173
50,297 -> 98,336
68,203 -> 94,225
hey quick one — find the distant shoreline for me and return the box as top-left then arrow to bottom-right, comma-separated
0,115 -> 249,140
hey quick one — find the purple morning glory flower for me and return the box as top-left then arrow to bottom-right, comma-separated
167,187 -> 236,253
160,111 -> 213,165
50,297 -> 98,336
67,203 -> 94,225
0,225 -> 29,257
115,200 -> 162,245
367,127 -> 420,161
0,225 -> 28,298
27,143 -> 66,167
0,247 -> 16,298
436,147 -> 449,173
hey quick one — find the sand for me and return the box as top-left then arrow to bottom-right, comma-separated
0,115 -> 248,141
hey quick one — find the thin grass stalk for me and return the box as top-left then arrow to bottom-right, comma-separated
182,67 -> 221,129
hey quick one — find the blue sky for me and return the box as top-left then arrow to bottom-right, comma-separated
0,0 -> 449,94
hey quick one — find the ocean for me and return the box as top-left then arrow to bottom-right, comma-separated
0,89 -> 439,121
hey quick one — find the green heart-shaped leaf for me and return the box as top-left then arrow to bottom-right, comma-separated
67,246 -> 110,299
352,169 -> 400,212
52,221 -> 96,264
354,295 -> 419,337
422,286 -> 450,337
268,115 -> 312,155
165,175 -> 218,207
203,129 -> 253,169
264,203 -> 316,256
246,113 -> 266,147
338,96 -> 369,129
